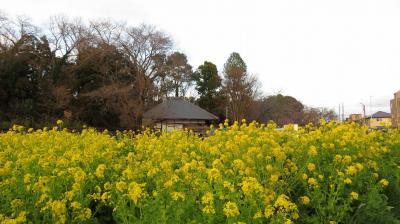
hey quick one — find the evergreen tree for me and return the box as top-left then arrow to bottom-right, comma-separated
223,52 -> 259,122
192,61 -> 224,118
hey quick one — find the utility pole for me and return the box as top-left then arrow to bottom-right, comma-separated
369,96 -> 373,117
342,103 -> 345,122
338,104 -> 341,122
360,103 -> 366,125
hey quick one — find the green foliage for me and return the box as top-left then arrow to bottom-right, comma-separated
258,94 -> 304,126
223,52 -> 247,74
192,61 -> 224,118
164,52 -> 193,97
0,34 -> 56,127
0,15 -> 338,131
193,61 -> 221,96
222,52 -> 260,122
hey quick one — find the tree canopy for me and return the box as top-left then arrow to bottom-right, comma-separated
192,61 -> 224,118
223,52 -> 260,122
0,13 -> 337,130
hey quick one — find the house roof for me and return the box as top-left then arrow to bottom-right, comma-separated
143,98 -> 219,121
368,111 -> 391,119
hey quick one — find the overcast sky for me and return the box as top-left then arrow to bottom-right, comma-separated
2,0 -> 400,116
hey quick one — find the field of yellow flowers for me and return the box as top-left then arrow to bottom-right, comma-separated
1,120 -> 400,224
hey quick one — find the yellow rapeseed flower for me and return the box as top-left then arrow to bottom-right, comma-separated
2,117 -> 400,223
171,192 -> 185,201
308,146 -> 318,156
342,155 -> 352,163
116,181 -> 127,192
128,182 -> 144,205
71,201 -> 81,210
95,164 -> 106,178
346,165 -> 357,176
334,155 -> 342,162
300,196 -> 310,205
285,219 -> 294,224
10,199 -> 23,209
202,204 -> 216,215
83,208 -> 92,219
264,206 -> 274,218
307,163 -> 316,172
344,178 -> 352,185
308,178 -> 318,187
223,201 -> 240,217
201,192 -> 214,204
253,210 -> 263,219
379,179 -> 389,187
270,174 -> 279,183
207,168 -> 221,182
266,164 -> 273,172
274,194 -> 298,213
350,192 -> 359,200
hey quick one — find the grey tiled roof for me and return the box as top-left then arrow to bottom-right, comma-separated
143,98 -> 219,121
370,111 -> 391,118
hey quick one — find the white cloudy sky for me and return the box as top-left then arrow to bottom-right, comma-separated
2,0 -> 400,116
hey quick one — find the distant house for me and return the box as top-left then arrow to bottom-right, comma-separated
390,90 -> 400,128
347,114 -> 363,123
143,98 -> 219,134
366,111 -> 392,129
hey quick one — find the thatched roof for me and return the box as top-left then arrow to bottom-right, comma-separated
143,98 -> 219,121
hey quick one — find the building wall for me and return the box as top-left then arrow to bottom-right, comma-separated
153,120 -> 210,134
348,114 -> 363,122
368,117 -> 392,128
391,90 -> 400,128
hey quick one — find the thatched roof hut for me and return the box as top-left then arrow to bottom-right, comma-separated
143,98 -> 218,133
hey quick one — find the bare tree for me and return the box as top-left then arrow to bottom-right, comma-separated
159,52 -> 193,97
90,19 -> 124,46
46,15 -> 94,88
0,13 -> 19,49
48,16 -> 91,61
16,15 -> 39,36
81,83 -> 138,129
118,24 -> 173,125
0,12 -> 15,51
0,15 -> 178,129
0,13 -> 38,50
